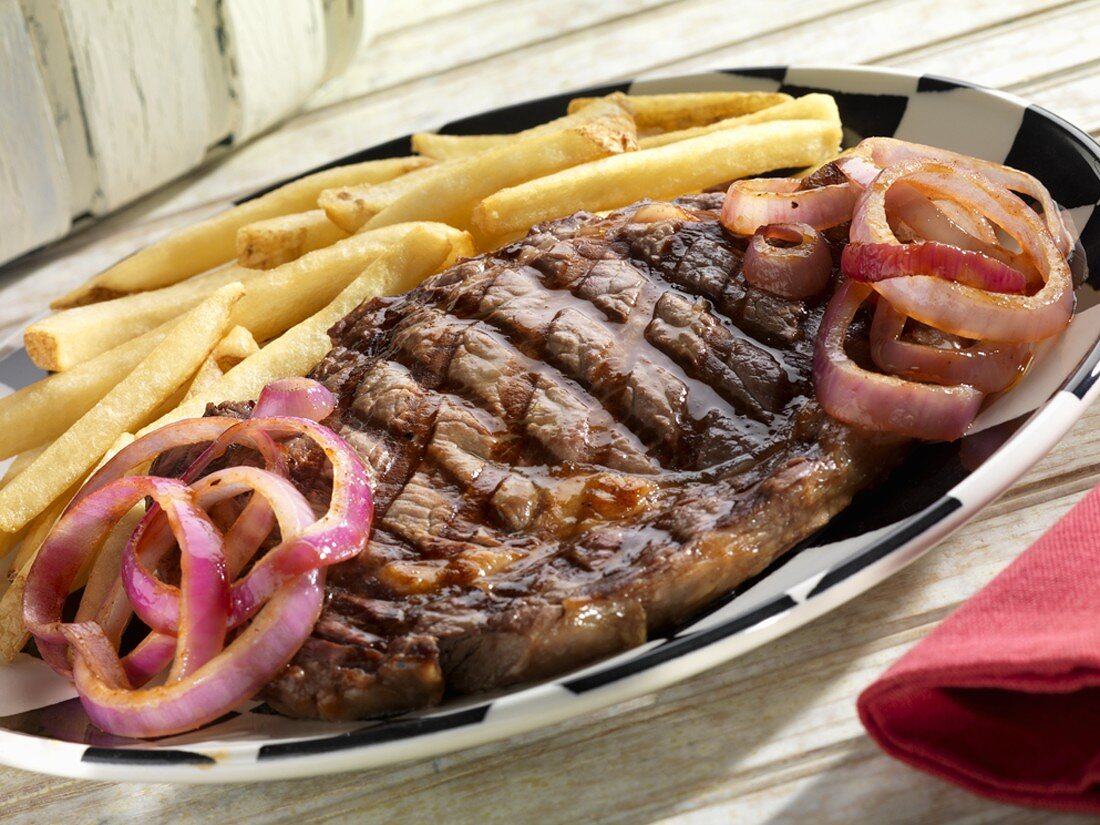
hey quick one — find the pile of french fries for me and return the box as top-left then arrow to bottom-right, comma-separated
0,89 -> 842,659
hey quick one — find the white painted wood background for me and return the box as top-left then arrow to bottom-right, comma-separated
1,2 -> 1098,822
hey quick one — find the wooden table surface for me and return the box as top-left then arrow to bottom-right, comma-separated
1,2 -> 1098,822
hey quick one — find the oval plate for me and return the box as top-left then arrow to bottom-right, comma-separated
1,65 -> 1098,783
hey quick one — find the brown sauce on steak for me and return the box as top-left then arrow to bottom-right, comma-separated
258,193 -> 906,720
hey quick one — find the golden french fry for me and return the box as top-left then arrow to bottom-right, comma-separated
2,448 -> 44,487
365,100 -> 637,234
212,325 -> 259,368
0,559 -> 30,660
0,326 -> 170,460
0,283 -> 244,533
0,449 -> 45,561
8,483 -> 71,581
568,91 -> 791,132
236,209 -> 349,269
411,132 -> 510,161
53,156 -> 435,308
320,165 -> 442,233
0,480 -> 82,660
409,96 -> 636,163
143,228 -> 460,431
28,223 -> 466,373
472,119 -> 842,243
233,222 -> 472,344
27,264 -> 242,371
180,325 -> 258,406
639,93 -> 839,149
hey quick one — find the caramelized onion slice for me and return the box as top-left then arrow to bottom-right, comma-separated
722,177 -> 857,235
842,241 -> 1027,293
812,281 -> 984,441
849,161 -> 1073,342
870,301 -> 1032,393
744,223 -> 832,299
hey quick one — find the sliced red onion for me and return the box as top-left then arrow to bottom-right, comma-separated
933,198 -> 998,245
253,377 -> 336,421
122,466 -> 316,634
870,301 -> 1032,393
162,496 -> 227,682
73,418 -> 238,506
835,152 -> 880,189
812,281 -> 984,441
72,570 -> 324,738
23,477 -> 203,677
853,137 -> 1073,254
849,161 -> 1073,342
841,242 -> 1027,293
743,223 -> 832,299
23,377 -> 374,738
722,177 -> 857,235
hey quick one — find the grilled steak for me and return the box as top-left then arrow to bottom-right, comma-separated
259,193 -> 906,720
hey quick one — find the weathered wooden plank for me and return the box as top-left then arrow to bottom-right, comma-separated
884,0 -> 1100,91
374,0 -> 503,36
307,0 -> 675,112
124,0 -> 875,227
656,0 -> 1075,76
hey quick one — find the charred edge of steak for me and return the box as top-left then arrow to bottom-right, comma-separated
212,192 -> 910,721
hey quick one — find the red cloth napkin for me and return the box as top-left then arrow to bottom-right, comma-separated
858,482 -> 1100,814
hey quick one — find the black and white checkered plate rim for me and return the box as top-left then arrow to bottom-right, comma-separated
1,65 -> 1098,783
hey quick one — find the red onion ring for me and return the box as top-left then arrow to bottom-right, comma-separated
841,242 -> 1027,294
885,184 -> 1035,278
252,377 -> 337,421
849,161 -> 1073,342
121,466 -> 316,634
23,477 -> 213,677
22,377 -> 373,738
743,223 -> 832,299
852,137 -> 1073,254
812,281 -> 984,441
71,569 -> 323,738
869,301 -> 1032,393
722,177 -> 857,235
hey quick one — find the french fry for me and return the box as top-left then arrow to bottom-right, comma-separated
320,165 -> 442,233
0,559 -> 31,660
568,90 -> 791,132
472,119 -> 842,243
0,449 -> 45,561
411,132 -> 510,161
236,209 -> 349,269
0,326 -> 169,460
639,93 -> 839,149
53,156 -> 435,308
142,228 -> 459,431
232,222 -> 472,344
27,264 -> 243,371
0,481 -> 81,659
408,95 -> 636,163
27,223 -> 467,373
212,325 -> 259,368
181,326 -> 258,404
0,283 -> 244,533
8,484 -> 72,581
365,99 -> 638,233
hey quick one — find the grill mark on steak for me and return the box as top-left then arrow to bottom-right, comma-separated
258,194 -> 907,720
